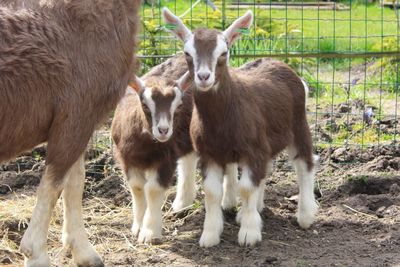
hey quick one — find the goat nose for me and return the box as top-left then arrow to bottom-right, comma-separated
158,126 -> 169,135
197,72 -> 210,81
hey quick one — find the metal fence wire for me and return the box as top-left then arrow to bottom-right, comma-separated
92,0 -> 399,160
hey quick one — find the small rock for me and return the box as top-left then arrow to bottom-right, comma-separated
376,206 -> 386,213
389,183 -> 400,194
264,256 -> 278,264
338,103 -> 350,113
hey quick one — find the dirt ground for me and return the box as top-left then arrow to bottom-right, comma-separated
0,142 -> 399,267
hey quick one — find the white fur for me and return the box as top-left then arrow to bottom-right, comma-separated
142,85 -> 183,142
293,159 -> 318,228
221,163 -> 238,210
301,79 -> 309,106
126,168 -> 146,236
199,163 -> 224,247
237,165 -> 262,246
20,168 -> 64,267
138,170 -> 165,244
62,155 -> 102,266
172,152 -> 199,211
288,147 -> 319,229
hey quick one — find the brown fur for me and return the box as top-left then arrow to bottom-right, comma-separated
0,0 -> 141,180
112,55 -> 193,188
188,54 -> 314,185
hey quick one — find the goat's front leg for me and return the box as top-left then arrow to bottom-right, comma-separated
20,165 -> 65,267
172,152 -> 198,211
199,162 -> 224,247
138,170 -> 166,244
237,165 -> 262,246
62,155 -> 103,267
221,163 -> 238,210
126,168 -> 146,237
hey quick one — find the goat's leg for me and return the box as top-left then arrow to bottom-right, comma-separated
138,170 -> 166,244
20,165 -> 64,267
237,161 -> 271,224
126,168 -> 146,236
61,155 -> 103,267
199,162 -> 224,247
237,165 -> 262,246
257,161 -> 273,212
289,147 -> 319,229
221,163 -> 238,210
172,152 -> 198,211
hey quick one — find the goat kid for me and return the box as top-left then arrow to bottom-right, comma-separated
112,64 -> 238,243
0,1 -> 140,266
142,56 -> 240,211
163,8 -> 319,247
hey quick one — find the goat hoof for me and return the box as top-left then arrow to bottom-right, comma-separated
221,197 -> 237,211
199,231 -> 220,247
76,256 -> 104,267
238,228 -> 261,247
23,253 -> 51,267
131,223 -> 141,237
138,228 -> 161,244
172,199 -> 192,212
297,201 -> 318,229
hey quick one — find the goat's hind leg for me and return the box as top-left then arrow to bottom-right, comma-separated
172,152 -> 198,211
221,163 -> 238,210
289,146 -> 319,229
62,155 -> 103,267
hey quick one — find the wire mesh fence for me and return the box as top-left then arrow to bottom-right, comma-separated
92,0 -> 400,160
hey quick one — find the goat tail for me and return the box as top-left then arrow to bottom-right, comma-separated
301,79 -> 309,106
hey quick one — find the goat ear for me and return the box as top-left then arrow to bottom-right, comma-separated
162,7 -> 192,42
128,76 -> 145,95
176,72 -> 192,92
223,10 -> 253,47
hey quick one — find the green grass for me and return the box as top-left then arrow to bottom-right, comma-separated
140,1 -> 399,56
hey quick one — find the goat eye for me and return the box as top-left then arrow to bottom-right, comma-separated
184,52 -> 191,58
220,51 -> 228,57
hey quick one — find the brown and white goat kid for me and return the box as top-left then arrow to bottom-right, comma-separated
0,1 -> 140,266
141,55 -> 239,212
163,8 -> 319,247
112,57 -> 239,243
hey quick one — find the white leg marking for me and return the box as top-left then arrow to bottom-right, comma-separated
199,163 -> 224,247
172,152 -> 198,211
237,165 -> 262,246
292,154 -> 319,229
62,155 -> 103,267
126,168 -> 146,237
221,163 -> 238,210
20,167 -> 64,267
138,170 -> 165,244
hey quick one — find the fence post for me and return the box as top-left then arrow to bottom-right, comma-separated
222,0 -> 226,30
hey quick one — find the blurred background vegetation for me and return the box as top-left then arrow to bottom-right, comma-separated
136,0 -> 399,148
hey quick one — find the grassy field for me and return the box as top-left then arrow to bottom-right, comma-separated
139,1 -> 399,56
